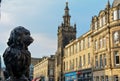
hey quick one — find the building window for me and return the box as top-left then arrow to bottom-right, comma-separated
83,55 -> 85,66
99,16 -> 106,27
114,75 -> 118,81
95,40 -> 98,50
96,76 -> 99,81
100,18 -> 102,27
79,56 -> 82,67
71,46 -> 73,55
119,10 -> 120,19
103,37 -> 106,48
114,51 -> 119,65
88,53 -> 90,65
83,39 -> 85,50
79,42 -> 81,51
65,48 -> 67,57
95,22 -> 98,30
114,31 -> 119,44
88,37 -> 91,48
66,62 -> 68,71
103,54 -> 107,66
101,76 -> 104,81
77,42 -> 79,53
81,40 -> 83,50
100,38 -> 103,48
74,44 -> 77,54
64,62 -> 65,71
113,10 -> 118,20
70,60 -> 72,70
72,59 -> 74,70
95,56 -> 98,68
105,76 -> 108,81
68,48 -> 70,56
100,55 -> 103,68
76,58 -> 78,68
103,16 -> 106,25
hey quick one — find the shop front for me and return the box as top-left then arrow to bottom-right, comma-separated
77,68 -> 92,81
65,72 -> 77,81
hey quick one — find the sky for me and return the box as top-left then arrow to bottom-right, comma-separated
0,0 -> 114,61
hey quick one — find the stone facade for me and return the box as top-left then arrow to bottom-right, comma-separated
33,0 -> 120,81
33,56 -> 55,81
63,31 -> 93,81
63,0 -> 120,81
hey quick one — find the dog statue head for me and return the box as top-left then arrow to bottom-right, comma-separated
7,26 -> 33,49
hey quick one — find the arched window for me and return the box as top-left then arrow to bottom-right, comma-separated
114,31 -> 119,44
95,40 -> 98,50
95,22 -> 97,29
119,9 -> 120,19
99,16 -> 106,27
113,10 -> 118,20
100,38 -> 103,48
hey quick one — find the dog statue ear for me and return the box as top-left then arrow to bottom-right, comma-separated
7,37 -> 14,46
7,30 -> 15,47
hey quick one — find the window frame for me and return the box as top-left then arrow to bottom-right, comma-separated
113,10 -> 118,20
114,51 -> 120,66
95,56 -> 98,68
100,55 -> 103,68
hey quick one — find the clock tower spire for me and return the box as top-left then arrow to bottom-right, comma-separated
63,2 -> 71,27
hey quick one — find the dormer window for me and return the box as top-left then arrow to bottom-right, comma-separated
103,16 -> 106,25
95,22 -> 97,30
100,38 -> 103,48
114,31 -> 119,44
100,18 -> 102,27
99,16 -> 106,27
113,10 -> 118,20
113,9 -> 120,20
95,40 -> 98,50
119,9 -> 120,19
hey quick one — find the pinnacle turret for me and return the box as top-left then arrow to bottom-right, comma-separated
63,2 -> 71,27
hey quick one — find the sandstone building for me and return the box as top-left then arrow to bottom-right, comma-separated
63,0 -> 120,81
33,0 -> 120,81
34,56 -> 55,81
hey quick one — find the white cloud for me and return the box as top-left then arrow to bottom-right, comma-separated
29,33 -> 57,57
0,12 -> 14,25
0,0 -> 63,58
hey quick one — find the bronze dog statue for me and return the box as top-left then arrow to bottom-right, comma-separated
3,26 -> 33,81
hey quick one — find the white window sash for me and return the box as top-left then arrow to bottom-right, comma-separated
114,10 -> 118,20
95,22 -> 97,29
103,16 -> 106,25
119,10 -> 120,19
100,18 -> 102,27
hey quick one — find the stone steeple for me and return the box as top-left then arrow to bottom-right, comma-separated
57,2 -> 76,53
56,2 -> 76,81
63,2 -> 71,27
106,0 -> 111,9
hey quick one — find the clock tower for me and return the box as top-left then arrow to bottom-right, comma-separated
55,2 -> 76,81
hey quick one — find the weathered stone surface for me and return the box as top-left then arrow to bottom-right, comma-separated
113,0 -> 120,7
